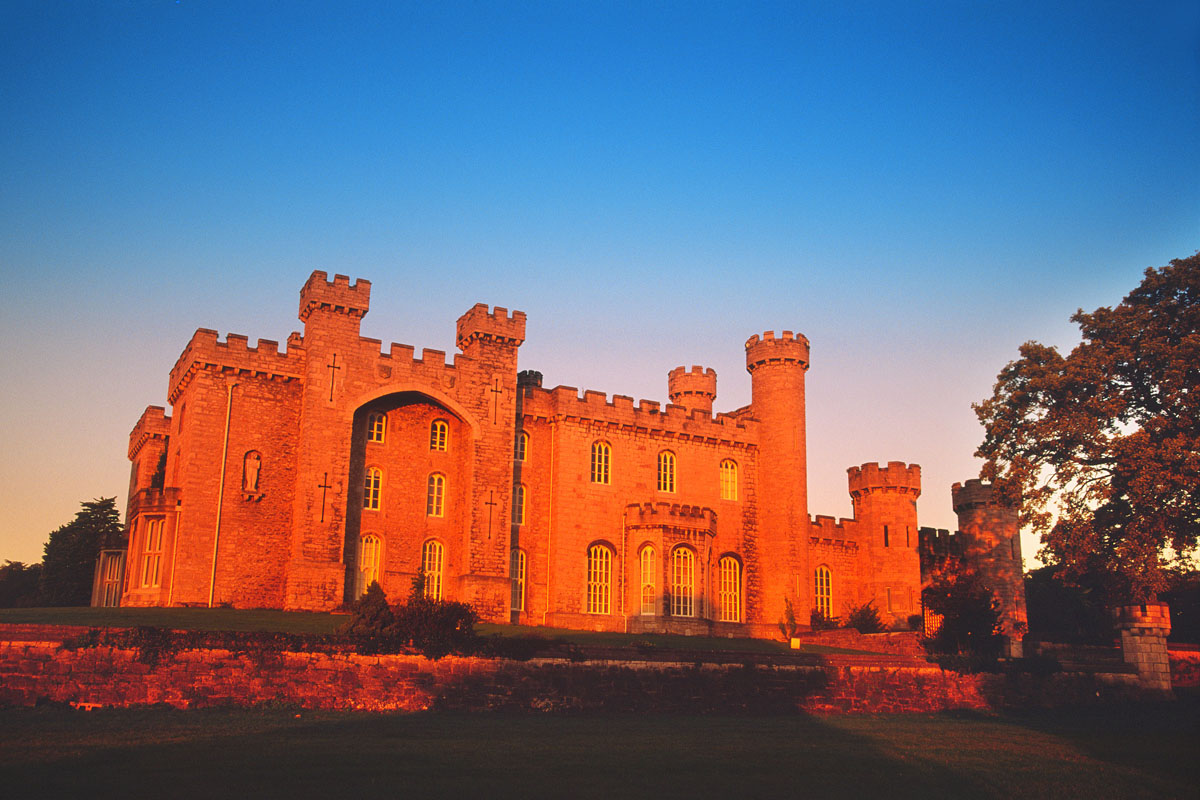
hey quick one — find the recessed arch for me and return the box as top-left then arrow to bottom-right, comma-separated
347,385 -> 482,440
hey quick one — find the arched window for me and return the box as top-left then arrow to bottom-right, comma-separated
510,549 -> 526,612
357,534 -> 381,595
718,556 -> 741,622
815,566 -> 833,619
590,441 -> 611,485
426,473 -> 445,517
671,547 -> 695,617
140,518 -> 164,588
422,540 -> 444,600
367,412 -> 387,443
514,430 -> 529,462
586,544 -> 612,614
640,546 -> 656,615
719,459 -> 738,501
363,467 -> 382,510
512,484 -> 526,526
430,419 -> 449,451
657,451 -> 676,493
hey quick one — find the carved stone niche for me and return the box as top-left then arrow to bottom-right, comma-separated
242,450 -> 265,501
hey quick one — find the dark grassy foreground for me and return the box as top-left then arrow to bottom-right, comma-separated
1,700 -> 1196,799
0,606 -> 867,654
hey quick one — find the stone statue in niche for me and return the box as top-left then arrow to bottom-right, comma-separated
243,451 -> 262,493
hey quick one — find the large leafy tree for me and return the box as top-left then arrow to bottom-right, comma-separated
975,253 -> 1199,604
39,497 -> 125,606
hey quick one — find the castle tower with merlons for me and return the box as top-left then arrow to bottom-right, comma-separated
116,270 -> 1023,643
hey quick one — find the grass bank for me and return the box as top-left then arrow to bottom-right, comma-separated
0,701 -> 1195,799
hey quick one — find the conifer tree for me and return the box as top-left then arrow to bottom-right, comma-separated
39,497 -> 124,606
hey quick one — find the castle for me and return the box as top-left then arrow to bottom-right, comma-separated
117,271 -> 1027,643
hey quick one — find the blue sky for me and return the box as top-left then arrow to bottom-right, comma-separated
1,1 -> 1197,564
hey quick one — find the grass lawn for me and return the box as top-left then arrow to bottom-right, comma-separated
0,606 -> 866,655
0,701 -> 1196,799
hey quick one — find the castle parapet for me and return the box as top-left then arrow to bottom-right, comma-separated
456,303 -> 527,350
299,271 -> 370,322
168,328 -> 306,403
745,330 -> 810,373
624,502 -> 717,534
128,406 -> 171,461
951,479 -> 1012,512
847,462 -> 922,499
668,365 -> 717,415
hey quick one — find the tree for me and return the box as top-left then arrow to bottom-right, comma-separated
0,561 -> 43,608
975,253 -> 1200,604
922,560 -> 1004,664
39,497 -> 125,606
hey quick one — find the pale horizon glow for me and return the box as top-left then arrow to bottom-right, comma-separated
1,2 -> 1197,569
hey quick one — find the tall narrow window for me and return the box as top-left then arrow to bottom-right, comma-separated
815,566 -> 832,618
670,547 -> 695,617
514,430 -> 529,462
719,459 -> 738,501
586,544 -> 612,614
430,419 -> 449,451
363,467 -> 382,510
512,484 -> 526,525
140,518 -> 164,588
510,549 -> 526,612
357,534 -> 381,595
718,556 -> 741,622
367,412 -> 387,443
657,451 -> 676,493
883,525 -> 890,547
590,441 -> 611,485
100,553 -> 122,607
886,587 -> 894,613
640,546 -> 657,615
906,526 -> 911,547
421,540 -> 444,600
426,473 -> 445,517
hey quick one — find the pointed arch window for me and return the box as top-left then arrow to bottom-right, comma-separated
514,430 -> 529,462
363,467 -> 382,510
657,451 -> 676,493
422,539 -> 444,600
640,546 -> 657,615
426,473 -> 445,517
430,419 -> 449,451
367,412 -> 387,444
815,566 -> 833,619
586,544 -> 612,614
719,459 -> 738,501
510,549 -> 526,612
357,534 -> 381,595
590,441 -> 611,485
512,484 -> 526,526
718,556 -> 741,622
671,547 -> 695,617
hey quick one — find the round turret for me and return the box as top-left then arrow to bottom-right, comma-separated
745,330 -> 810,373
668,365 -> 717,415
952,479 -> 1028,655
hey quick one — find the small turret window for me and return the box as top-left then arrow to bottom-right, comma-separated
657,451 -> 676,493
590,441 -> 611,485
815,566 -> 832,619
719,459 -> 738,501
430,419 -> 449,451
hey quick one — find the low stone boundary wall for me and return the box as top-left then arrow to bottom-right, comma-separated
0,637 -> 1148,714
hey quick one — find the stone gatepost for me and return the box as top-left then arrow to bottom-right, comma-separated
1114,603 -> 1172,692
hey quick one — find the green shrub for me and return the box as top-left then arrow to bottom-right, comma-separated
843,600 -> 885,634
777,597 -> 802,641
809,608 -> 839,631
339,575 -> 479,659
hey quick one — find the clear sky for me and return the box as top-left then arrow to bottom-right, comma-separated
1,1 -> 1197,566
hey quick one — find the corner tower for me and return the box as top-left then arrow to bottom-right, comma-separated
746,330 -> 810,625
848,462 -> 922,623
668,366 -> 716,415
952,479 -> 1028,656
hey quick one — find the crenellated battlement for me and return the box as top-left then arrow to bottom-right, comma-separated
668,365 -> 717,414
128,405 -> 171,460
951,479 -> 1010,512
456,303 -> 527,350
745,330 -> 810,373
518,383 -> 755,445
624,502 -> 717,532
809,514 -> 858,541
847,461 -> 922,499
299,271 -> 370,322
168,328 -> 306,403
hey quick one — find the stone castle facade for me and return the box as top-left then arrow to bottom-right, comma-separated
119,271 -> 1027,641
